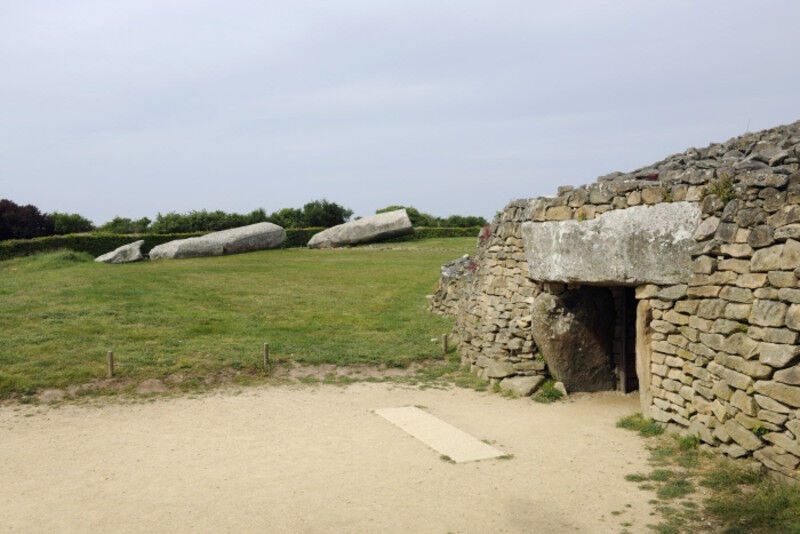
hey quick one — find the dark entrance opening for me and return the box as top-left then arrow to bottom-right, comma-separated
530,284 -> 642,393
611,287 -> 639,393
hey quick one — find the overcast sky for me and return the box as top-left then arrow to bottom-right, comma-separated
1,1 -> 799,224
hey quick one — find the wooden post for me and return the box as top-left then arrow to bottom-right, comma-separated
263,343 -> 270,369
442,333 -> 449,355
107,350 -> 114,378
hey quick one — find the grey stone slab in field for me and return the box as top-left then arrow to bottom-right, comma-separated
522,202 -> 701,285
149,222 -> 286,260
375,406 -> 505,463
95,240 -> 145,264
307,209 -> 412,249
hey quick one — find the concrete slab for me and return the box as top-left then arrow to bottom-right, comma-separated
375,405 -> 504,463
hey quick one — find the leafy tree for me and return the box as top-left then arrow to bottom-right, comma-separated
0,199 -> 55,240
96,216 -> 151,234
301,199 -> 353,228
52,212 -> 94,234
268,207 -> 305,228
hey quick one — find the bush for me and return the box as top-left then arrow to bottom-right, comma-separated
148,210 -> 265,233
0,199 -> 54,240
52,212 -> 94,234
96,216 -> 152,234
382,226 -> 482,242
300,199 -> 352,227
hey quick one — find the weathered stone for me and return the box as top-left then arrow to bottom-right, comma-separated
739,172 -> 788,188
95,240 -> 145,264
486,361 -> 515,378
734,273 -> 767,289
748,225 -> 775,248
307,209 -> 412,248
499,375 -> 545,396
775,365 -> 800,385
778,288 -> 800,304
775,224 -> 800,241
750,239 -> 800,271
692,255 -> 715,274
720,286 -> 753,303
723,419 -> 763,451
530,289 -> 615,392
755,394 -> 791,414
787,305 -> 800,331
150,223 -> 286,259
545,206 -> 573,221
754,381 -> 800,408
749,300 -> 787,327
720,243 -> 753,258
763,432 -> 800,457
748,325 -> 798,344
697,299 -> 726,319
715,352 -> 771,379
724,303 -> 751,320
768,271 -> 797,288
730,389 -> 758,416
693,216 -> 720,241
708,361 -> 753,390
522,203 -> 701,285
758,342 -> 799,367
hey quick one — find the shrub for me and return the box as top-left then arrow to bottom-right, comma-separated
300,199 -> 353,227
96,216 -> 152,234
52,212 -> 94,234
0,199 -> 54,240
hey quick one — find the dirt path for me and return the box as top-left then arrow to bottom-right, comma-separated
1,383 -> 655,533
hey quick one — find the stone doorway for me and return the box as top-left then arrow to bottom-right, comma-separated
530,285 -> 642,394
611,287 -> 639,393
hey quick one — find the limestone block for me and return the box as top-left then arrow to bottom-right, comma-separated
522,202 -> 701,285
754,381 -> 800,408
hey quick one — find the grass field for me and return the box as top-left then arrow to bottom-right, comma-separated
0,238 -> 475,397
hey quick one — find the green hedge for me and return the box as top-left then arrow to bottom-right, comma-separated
383,226 -> 482,242
0,226 -> 481,261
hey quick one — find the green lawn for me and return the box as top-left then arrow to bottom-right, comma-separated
0,238 -> 474,397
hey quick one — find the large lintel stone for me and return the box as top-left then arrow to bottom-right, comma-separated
522,202 -> 701,285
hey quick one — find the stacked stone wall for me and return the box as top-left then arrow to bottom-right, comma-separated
430,119 -> 800,479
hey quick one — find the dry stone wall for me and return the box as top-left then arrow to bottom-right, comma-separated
430,119 -> 800,480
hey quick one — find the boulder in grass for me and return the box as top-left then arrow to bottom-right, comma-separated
307,209 -> 412,249
149,222 -> 286,260
95,240 -> 145,264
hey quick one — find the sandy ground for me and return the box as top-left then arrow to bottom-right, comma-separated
1,383 -> 656,533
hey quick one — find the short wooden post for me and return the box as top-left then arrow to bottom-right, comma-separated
107,350 -> 115,378
263,343 -> 270,369
442,333 -> 449,355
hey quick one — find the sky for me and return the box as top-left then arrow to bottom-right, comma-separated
1,1 -> 799,225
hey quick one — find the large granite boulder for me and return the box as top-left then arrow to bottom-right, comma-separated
530,287 -> 616,392
307,209 -> 412,249
95,240 -> 145,264
522,202 -> 701,285
149,222 -> 286,260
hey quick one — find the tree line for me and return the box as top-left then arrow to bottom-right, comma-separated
1,199 -> 487,240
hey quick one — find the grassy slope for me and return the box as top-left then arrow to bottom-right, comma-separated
0,238 -> 474,396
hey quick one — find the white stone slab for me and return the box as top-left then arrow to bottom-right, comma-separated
375,406 -> 505,463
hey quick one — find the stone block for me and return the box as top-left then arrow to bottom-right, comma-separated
749,300 -> 788,327
754,381 -> 800,408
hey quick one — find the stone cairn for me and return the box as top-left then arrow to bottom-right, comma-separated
430,119 -> 800,480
